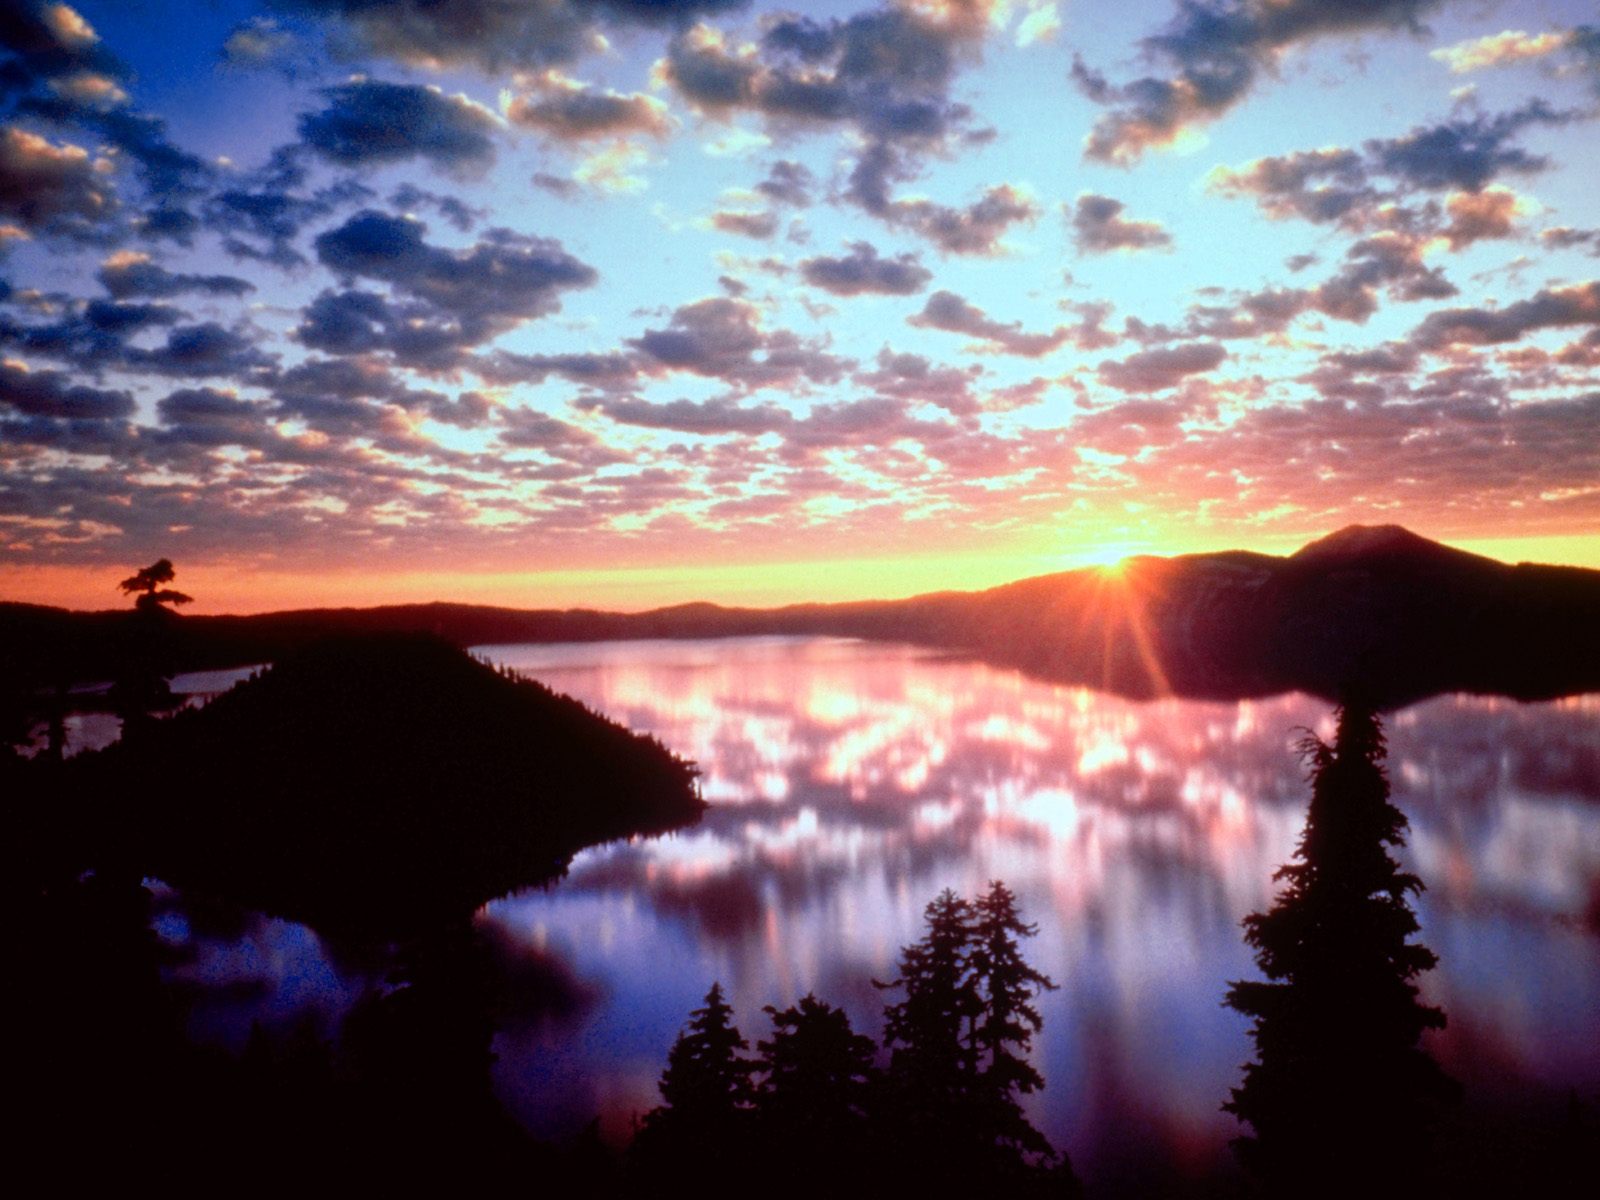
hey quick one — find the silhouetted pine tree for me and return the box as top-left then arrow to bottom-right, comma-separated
880,887 -> 982,1112
1225,703 -> 1458,1196
656,981 -> 754,1118
117,558 -> 193,614
632,982 -> 755,1186
753,993 -> 878,1186
972,880 -> 1067,1173
879,885 -> 1077,1193
110,557 -> 191,735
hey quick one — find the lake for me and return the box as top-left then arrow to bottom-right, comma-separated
160,636 -> 1600,1192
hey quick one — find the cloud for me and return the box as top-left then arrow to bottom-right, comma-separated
1542,226 -> 1600,255
476,349 -> 641,391
97,250 -> 254,299
531,171 -> 581,199
777,394 -> 950,461
0,1 -> 122,92
498,404 -> 602,451
1016,1 -> 1060,48
293,289 -> 438,366
279,0 -> 750,73
0,356 -> 132,418
0,294 -> 167,369
220,16 -> 302,70
657,6 -> 1024,252
155,386 -> 272,444
710,208 -> 779,239
1183,286 -> 1315,340
844,141 -> 1036,255
269,355 -> 453,419
572,140 -> 653,193
1,1 -> 212,218
855,348 -> 983,415
299,79 -> 500,172
1573,26 -> 1600,92
910,290 -> 1068,357
1098,342 -> 1226,391
312,209 -> 597,351
627,296 -> 849,390
1409,280 -> 1600,350
1058,300 -> 1122,351
658,8 -> 979,143
879,183 -> 1035,256
199,152 -> 375,269
1210,102 -> 1567,239
1430,29 -> 1577,73
1069,193 -> 1172,254
0,124 -> 113,234
1073,0 -> 1446,165
1439,187 -> 1524,250
267,363 -> 495,441
755,159 -> 814,208
388,183 -> 481,231
1315,231 -> 1456,321
85,106 -> 209,202
1207,146 -> 1375,227
579,393 -> 795,436
1363,101 -> 1568,193
504,70 -> 673,142
799,241 -> 931,296
123,321 -> 275,379
1179,228 -> 1458,336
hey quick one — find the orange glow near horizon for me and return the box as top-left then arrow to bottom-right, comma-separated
3,529 -> 1596,616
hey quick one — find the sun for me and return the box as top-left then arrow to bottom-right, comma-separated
1071,543 -> 1141,573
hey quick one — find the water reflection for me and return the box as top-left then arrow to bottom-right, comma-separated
29,664 -> 262,757
164,637 -> 1599,1192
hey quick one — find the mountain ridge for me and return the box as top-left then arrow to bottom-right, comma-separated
5,526 -> 1599,706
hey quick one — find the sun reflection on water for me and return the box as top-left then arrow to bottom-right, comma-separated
159,637 -> 1598,1189
467,638 -> 1600,1178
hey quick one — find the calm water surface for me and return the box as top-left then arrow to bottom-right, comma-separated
166,637 -> 1600,1187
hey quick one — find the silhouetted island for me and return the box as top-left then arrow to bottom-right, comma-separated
68,632 -> 703,934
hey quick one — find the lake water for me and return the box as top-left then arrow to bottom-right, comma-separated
161,636 -> 1600,1190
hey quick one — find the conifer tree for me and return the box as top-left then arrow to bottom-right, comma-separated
1225,703 -> 1458,1194
118,558 -> 193,613
655,981 -> 754,1120
753,993 -> 877,1184
111,557 -> 192,731
632,981 -> 755,1183
879,885 -> 1077,1193
879,887 -> 982,1107
971,879 -> 1060,1164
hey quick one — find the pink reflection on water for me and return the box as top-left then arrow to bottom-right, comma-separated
477,639 -> 1599,1188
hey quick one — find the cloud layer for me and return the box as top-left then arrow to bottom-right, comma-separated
2,0 -> 1598,600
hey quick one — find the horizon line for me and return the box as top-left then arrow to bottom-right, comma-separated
5,525 -> 1597,619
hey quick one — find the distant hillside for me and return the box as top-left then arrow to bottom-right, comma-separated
6,525 -> 1599,706
72,633 -> 704,934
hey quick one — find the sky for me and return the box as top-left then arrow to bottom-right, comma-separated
0,0 -> 1597,614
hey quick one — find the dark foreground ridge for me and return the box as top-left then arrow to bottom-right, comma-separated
69,632 -> 704,934
6,525 -> 1600,705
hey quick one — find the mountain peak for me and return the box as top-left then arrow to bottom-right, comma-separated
1290,524 -> 1483,566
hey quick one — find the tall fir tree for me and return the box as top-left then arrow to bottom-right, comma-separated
879,884 -> 1078,1195
753,993 -> 878,1187
1225,703 -> 1458,1195
653,981 -> 754,1120
631,981 -> 755,1185
879,887 -> 982,1110
971,879 -> 1061,1166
